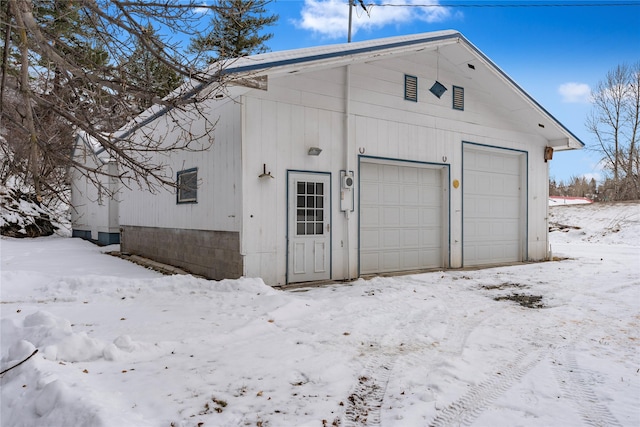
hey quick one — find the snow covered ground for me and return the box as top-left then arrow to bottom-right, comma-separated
548,196 -> 593,206
1,202 -> 639,427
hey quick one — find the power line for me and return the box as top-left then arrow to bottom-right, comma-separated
363,2 -> 640,7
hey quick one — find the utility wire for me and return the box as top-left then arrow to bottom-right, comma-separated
360,2 -> 639,7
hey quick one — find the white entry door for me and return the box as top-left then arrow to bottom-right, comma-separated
288,172 -> 331,283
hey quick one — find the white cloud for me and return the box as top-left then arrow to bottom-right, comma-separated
558,82 -> 591,103
295,0 -> 452,39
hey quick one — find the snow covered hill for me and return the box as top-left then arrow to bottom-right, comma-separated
1,202 -> 639,426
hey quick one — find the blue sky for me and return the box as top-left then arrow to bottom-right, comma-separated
250,0 -> 640,184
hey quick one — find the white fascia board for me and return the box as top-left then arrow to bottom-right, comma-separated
220,31 -> 462,79
457,36 -> 584,151
549,138 -> 583,151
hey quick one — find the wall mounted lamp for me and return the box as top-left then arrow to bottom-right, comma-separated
308,147 -> 322,156
258,163 -> 274,179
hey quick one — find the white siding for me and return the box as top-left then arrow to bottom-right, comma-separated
119,96 -> 243,233
70,142 -> 119,240
239,49 -> 552,283
240,90 -> 348,286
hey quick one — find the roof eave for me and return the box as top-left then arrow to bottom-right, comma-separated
455,35 -> 585,151
217,30 -> 463,78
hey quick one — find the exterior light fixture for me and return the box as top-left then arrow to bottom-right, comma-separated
308,147 -> 322,156
258,163 -> 274,179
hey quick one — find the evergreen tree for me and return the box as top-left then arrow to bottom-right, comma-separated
119,25 -> 182,114
190,0 -> 278,62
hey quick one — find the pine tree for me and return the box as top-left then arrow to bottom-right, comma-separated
190,0 -> 278,62
119,25 -> 182,114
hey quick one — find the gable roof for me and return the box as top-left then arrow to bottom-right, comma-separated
111,30 -> 584,151
218,30 -> 462,75
212,29 -> 583,151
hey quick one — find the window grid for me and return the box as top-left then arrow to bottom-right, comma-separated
296,181 -> 324,236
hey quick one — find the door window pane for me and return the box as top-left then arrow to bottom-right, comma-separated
295,179 -> 325,236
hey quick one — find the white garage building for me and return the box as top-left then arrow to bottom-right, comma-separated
104,30 -> 583,286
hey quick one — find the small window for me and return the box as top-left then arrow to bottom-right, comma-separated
453,85 -> 464,110
177,168 -> 197,204
405,74 -> 418,102
295,180 -> 325,236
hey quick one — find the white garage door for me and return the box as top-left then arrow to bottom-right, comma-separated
463,146 -> 524,266
360,161 -> 444,275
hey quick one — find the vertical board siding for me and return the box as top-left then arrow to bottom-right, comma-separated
241,93 -> 346,285
119,99 -> 243,232
71,143 -> 119,240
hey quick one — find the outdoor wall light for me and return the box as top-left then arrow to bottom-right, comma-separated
258,163 -> 274,179
308,147 -> 322,156
430,81 -> 447,98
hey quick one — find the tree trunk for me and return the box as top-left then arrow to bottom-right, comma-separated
10,0 -> 42,202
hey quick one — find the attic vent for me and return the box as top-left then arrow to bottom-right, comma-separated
429,81 -> 447,98
452,85 -> 464,111
405,75 -> 418,102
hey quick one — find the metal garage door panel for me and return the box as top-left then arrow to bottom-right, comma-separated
360,162 -> 443,275
463,147 -> 523,266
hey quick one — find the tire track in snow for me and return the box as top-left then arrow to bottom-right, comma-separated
427,348 -> 546,427
410,275 -> 549,427
342,288 -> 439,427
552,346 -> 622,427
342,277 -> 507,426
343,345 -> 396,427
404,275 -> 513,358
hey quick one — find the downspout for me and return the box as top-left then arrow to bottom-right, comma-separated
345,64 -> 352,280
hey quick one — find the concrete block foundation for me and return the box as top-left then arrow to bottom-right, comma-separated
120,226 -> 242,280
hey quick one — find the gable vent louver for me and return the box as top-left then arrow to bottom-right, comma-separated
453,86 -> 464,110
405,75 -> 418,102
